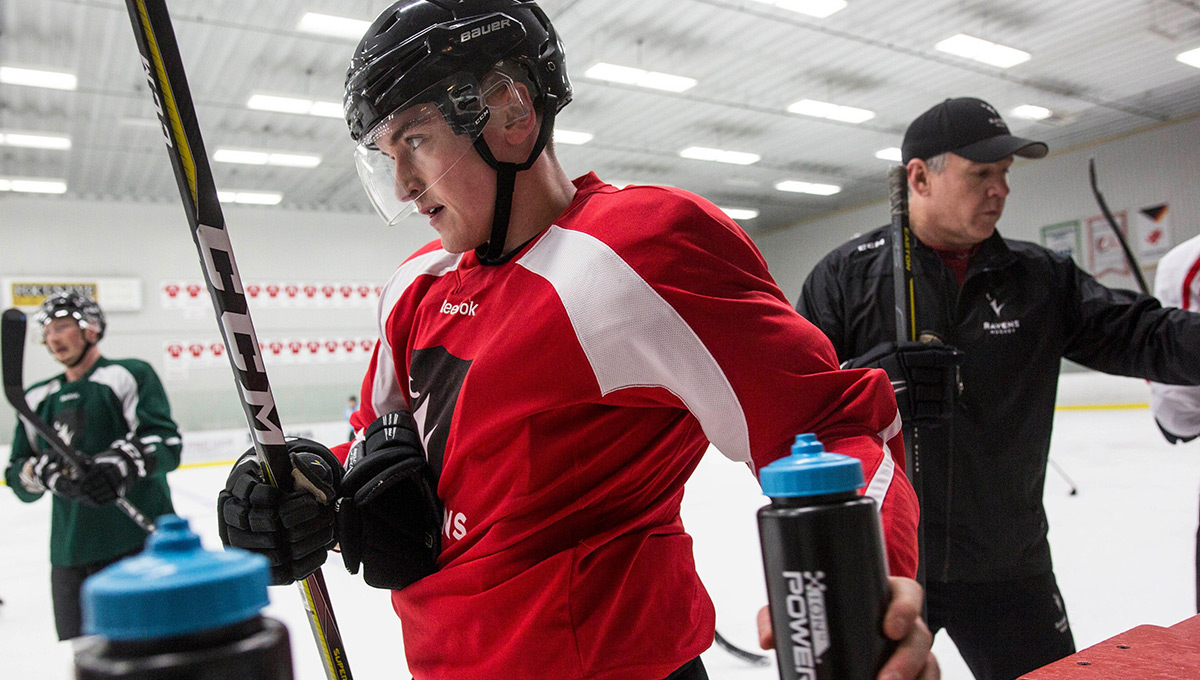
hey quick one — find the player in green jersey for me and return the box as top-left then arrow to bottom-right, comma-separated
5,292 -> 181,640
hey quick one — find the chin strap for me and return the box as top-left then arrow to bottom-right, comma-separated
472,95 -> 559,266
65,339 -> 95,368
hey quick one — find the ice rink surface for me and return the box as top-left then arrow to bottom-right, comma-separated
3,375 -> 1199,679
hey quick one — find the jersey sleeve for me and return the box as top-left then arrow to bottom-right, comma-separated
5,419 -> 43,502
330,246 -> 451,464
1063,256 -> 1200,386
126,361 -> 183,474
596,190 -> 918,576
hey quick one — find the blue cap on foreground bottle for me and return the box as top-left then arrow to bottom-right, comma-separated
758,434 -> 895,680
75,514 -> 294,680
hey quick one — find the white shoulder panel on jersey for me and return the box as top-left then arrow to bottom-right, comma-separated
90,364 -> 140,436
20,380 -> 62,449
863,411 -> 901,510
518,225 -> 752,463
372,248 -> 464,416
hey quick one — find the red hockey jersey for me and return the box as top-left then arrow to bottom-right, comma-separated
339,173 -> 918,679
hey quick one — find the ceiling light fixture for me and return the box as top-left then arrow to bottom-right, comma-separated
217,190 -> 283,205
748,0 -> 848,19
553,129 -> 594,145
0,65 -> 77,90
786,99 -> 875,123
719,207 -> 761,220
297,12 -> 371,40
679,146 -> 761,165
214,148 -> 322,168
583,63 -> 697,93
935,34 -> 1031,68
247,94 -> 343,118
0,131 -> 71,150
1175,47 -> 1200,69
775,180 -> 841,196
874,147 -> 902,162
0,176 -> 68,194
1011,105 -> 1052,121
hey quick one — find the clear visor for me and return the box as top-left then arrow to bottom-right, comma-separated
354,73 -> 528,226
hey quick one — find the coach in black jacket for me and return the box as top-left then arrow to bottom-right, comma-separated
798,97 -> 1200,680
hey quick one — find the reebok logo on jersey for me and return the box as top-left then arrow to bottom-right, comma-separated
440,300 -> 478,316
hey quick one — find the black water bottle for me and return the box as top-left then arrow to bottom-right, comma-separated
74,514 -> 293,679
758,434 -> 893,680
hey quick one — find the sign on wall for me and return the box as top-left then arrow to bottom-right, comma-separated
1086,212 -> 1130,280
1040,220 -> 1081,263
1134,203 -> 1172,262
160,280 -> 382,310
1,276 -> 142,311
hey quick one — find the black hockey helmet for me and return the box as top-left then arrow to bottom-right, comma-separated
36,291 -> 106,340
344,0 -> 572,264
344,0 -> 571,144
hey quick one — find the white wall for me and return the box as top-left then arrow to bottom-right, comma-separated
756,114 -> 1200,305
3,114 -> 1198,444
0,197 -> 435,442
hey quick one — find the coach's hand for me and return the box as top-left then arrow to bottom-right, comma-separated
845,340 -> 963,427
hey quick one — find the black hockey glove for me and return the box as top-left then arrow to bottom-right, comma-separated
845,341 -> 964,427
75,439 -> 155,507
218,438 -> 342,586
337,410 -> 441,591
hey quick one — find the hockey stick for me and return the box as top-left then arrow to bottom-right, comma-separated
1047,458 -> 1079,496
714,629 -> 771,666
1089,159 -> 1149,295
887,165 -> 925,590
119,2 -> 352,678
889,166 -> 916,344
2,309 -> 156,533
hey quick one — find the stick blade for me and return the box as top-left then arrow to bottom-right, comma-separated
2,308 -> 29,399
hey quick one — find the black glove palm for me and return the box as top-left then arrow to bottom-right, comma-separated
217,438 -> 342,586
77,439 -> 153,506
846,341 -> 964,427
338,410 -> 441,591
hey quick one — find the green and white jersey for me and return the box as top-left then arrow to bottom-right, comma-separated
5,356 -> 181,567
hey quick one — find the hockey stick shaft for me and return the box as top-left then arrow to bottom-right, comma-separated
120,3 -> 352,678
888,166 -> 916,343
1089,159 -> 1149,295
2,309 -> 155,533
887,165 -> 925,589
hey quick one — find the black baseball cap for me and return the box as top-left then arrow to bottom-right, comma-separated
901,97 -> 1048,164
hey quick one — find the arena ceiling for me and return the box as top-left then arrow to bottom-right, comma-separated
3,0 -> 1200,233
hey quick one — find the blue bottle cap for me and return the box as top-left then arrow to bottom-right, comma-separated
760,433 -> 865,497
82,514 -> 270,640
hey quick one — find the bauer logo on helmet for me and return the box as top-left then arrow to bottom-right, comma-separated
458,17 -> 513,45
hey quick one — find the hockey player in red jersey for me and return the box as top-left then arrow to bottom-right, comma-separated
216,2 -> 936,678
